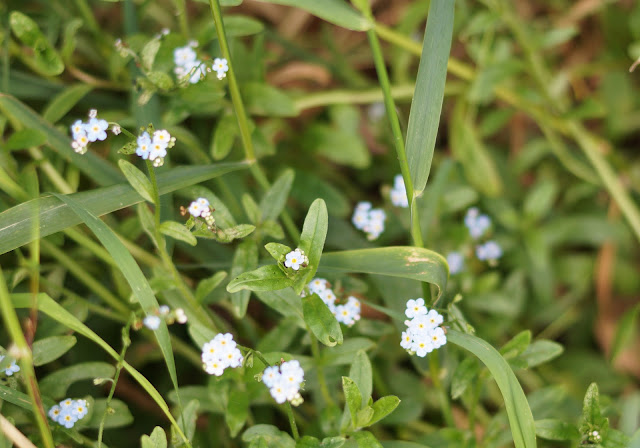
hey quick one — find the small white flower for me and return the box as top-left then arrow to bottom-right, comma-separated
85,118 -> 109,142
188,40 -> 199,48
446,252 -> 464,275
400,331 -> 412,350
284,249 -> 306,271
262,366 -> 280,388
153,130 -> 171,147
188,201 -> 202,218
263,360 -> 304,405
212,58 -> 229,79
465,208 -> 491,239
88,109 -> 98,119
71,120 -> 86,140
161,28 -> 170,36
175,308 -> 187,324
201,333 -> 243,376
0,355 -> 20,376
174,46 -> 197,66
196,197 -> 210,208
112,125 -> 122,135
159,305 -> 170,316
405,298 -> 427,319
143,315 -> 161,330
136,132 -> 151,159
390,175 -> 409,208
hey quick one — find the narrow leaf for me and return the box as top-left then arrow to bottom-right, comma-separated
297,199 -> 328,291
342,377 -> 363,428
227,265 -> 293,293
229,240 -> 258,317
159,221 -> 197,246
42,84 -> 93,123
447,330 -> 537,448
252,0 -> 371,31
368,396 -> 401,426
405,0 -> 455,194
260,169 -> 294,221
118,159 -> 154,203
349,350 -> 372,407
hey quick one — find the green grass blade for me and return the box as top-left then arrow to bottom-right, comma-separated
319,246 -> 448,300
404,0 -> 455,195
50,193 -> 182,400
252,0 -> 371,31
10,293 -> 191,446
447,330 -> 537,448
0,93 -> 122,186
0,162 -> 248,255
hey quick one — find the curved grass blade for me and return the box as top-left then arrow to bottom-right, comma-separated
447,329 -> 537,448
0,93 -> 121,186
319,246 -> 448,299
50,193 -> 189,445
11,293 -> 190,446
404,0 -> 455,195
0,162 -> 248,255
252,0 -> 371,31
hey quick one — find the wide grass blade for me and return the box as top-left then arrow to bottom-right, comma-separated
251,0 -> 371,31
0,162 -> 247,255
50,193 -> 182,404
404,0 -> 455,195
11,293 -> 190,445
447,330 -> 537,448
0,93 -> 122,186
319,246 -> 448,299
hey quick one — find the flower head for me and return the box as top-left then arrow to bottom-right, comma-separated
212,58 -> 229,79
85,118 -> 109,142
262,360 -> 304,405
476,240 -> 502,262
175,308 -> 188,324
143,315 -> 161,331
0,355 -> 20,376
465,207 -> 491,239
136,132 -> 152,159
401,299 -> 446,358
202,333 -> 243,376
284,249 -> 307,271
50,398 -> 89,428
446,252 -> 464,275
352,202 -> 386,240
390,174 -> 409,208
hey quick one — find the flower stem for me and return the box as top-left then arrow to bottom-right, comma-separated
428,350 -> 455,427
0,267 -> 54,448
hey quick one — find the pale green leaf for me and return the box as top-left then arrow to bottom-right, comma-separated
32,335 -> 77,366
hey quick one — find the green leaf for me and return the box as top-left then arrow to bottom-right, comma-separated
51,193 -> 182,421
251,0 -> 370,31
305,124 -> 370,169
10,293 -> 189,444
188,322 -> 218,349
0,162 -> 247,255
350,431 -> 383,448
381,443 -> 431,448
244,82 -> 297,117
447,330 -> 537,448
0,94 -> 119,185
85,398 -> 133,429
226,389 -> 249,437
147,71 -> 175,90
610,303 -> 640,362
260,169 -> 294,222
319,247 -> 448,300
296,199 -> 328,293
450,358 -> 480,400
227,265 -> 293,293
172,399 -> 199,445
242,424 -> 296,448
159,221 -> 197,246
32,335 -> 77,366
265,243 -> 292,262
342,377 -> 363,428
323,338 -> 375,366
254,289 -> 305,324
535,419 -> 580,441
500,330 -> 532,359
195,272 -> 228,304
302,293 -> 343,347
118,159 -> 154,203
9,11 -> 64,76
0,383 -> 34,411
449,102 -> 502,197
200,15 -> 264,40
349,350 -> 372,407
368,396 -> 401,426
141,39 -> 161,71
5,128 -> 47,151
141,427 -> 168,448
404,0 -> 454,195
42,84 -> 93,123
261,220 -> 285,240
229,240 -> 258,317
516,340 -> 563,368
582,383 -> 605,427
242,194 -> 262,224
356,406 -> 375,428
211,113 -> 238,160
40,362 -> 116,398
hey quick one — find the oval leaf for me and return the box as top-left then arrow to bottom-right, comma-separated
118,159 -> 154,203
296,199 -> 328,292
40,362 -> 116,398
302,293 -> 343,347
227,265 -> 293,293
32,335 -> 77,366
159,221 -> 197,246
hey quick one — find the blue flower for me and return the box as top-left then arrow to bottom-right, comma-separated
446,251 -> 464,275
143,315 -> 161,331
464,207 -> 491,239
0,355 -> 20,376
85,118 -> 109,142
476,241 -> 503,262
136,132 -> 152,159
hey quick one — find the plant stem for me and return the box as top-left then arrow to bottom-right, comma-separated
206,0 -> 300,243
308,333 -> 334,407
428,350 -> 455,427
0,267 -> 54,448
98,317 -> 133,448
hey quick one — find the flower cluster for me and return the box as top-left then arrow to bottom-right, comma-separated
48,398 -> 89,429
476,241 -> 503,262
0,355 -> 20,376
464,207 -> 491,239
201,333 -> 243,376
390,175 -> 409,208
307,278 -> 361,326
142,305 -> 187,331
446,251 -> 464,275
352,202 -> 386,240
135,129 -> 175,167
284,249 -> 308,271
70,109 -> 114,154
174,43 -> 205,84
400,298 -> 446,357
187,197 -> 215,230
262,360 -> 304,406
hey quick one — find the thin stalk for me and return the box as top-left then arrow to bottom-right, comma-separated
98,317 -> 133,448
206,0 -> 299,242
428,350 -> 455,427
40,239 -> 130,316
0,267 -> 54,448
308,333 -> 334,407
